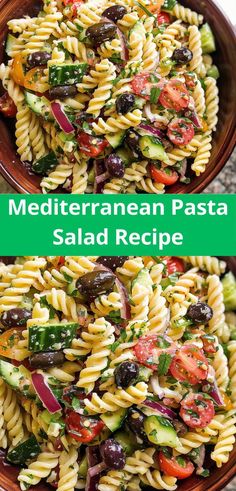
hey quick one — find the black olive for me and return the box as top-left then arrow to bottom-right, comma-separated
116,93 -> 135,115
114,361 -> 139,388
102,5 -> 127,22
0,257 -> 16,265
101,439 -> 125,469
86,21 -> 117,46
96,256 -> 128,272
125,130 -> 142,158
187,302 -> 213,324
27,51 -> 51,68
105,154 -> 125,177
76,270 -> 116,297
172,47 -> 193,64
48,85 -> 78,100
126,408 -> 148,442
0,308 -> 32,328
29,351 -> 65,369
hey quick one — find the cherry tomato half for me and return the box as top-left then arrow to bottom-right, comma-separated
169,345 -> 209,385
159,80 -> 190,112
164,257 -> 185,275
180,393 -> 215,428
201,334 -> 218,354
167,118 -> 195,146
65,410 -> 104,443
24,67 -> 49,93
159,451 -> 194,479
0,92 -> 17,117
131,72 -> 152,100
158,12 -> 171,25
76,132 -> 109,157
134,334 -> 177,371
150,165 -> 179,185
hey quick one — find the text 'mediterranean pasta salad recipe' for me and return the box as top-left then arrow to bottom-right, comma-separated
0,256 -> 235,490
0,0 -> 219,193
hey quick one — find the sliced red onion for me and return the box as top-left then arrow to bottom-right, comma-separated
94,161 -> 106,194
88,462 -> 107,477
143,399 -> 176,419
178,158 -> 187,178
184,109 -> 202,129
94,263 -> 131,320
116,27 -> 129,61
191,444 -> 206,469
95,171 -> 109,184
85,447 -> 101,491
203,381 -> 224,406
51,102 -> 74,134
137,123 -> 165,140
32,372 -> 62,414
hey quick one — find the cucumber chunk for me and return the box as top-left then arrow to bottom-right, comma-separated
78,455 -> 88,478
222,272 -> 236,311
139,135 -> 168,162
32,152 -> 58,175
106,131 -> 125,149
101,408 -> 127,432
28,322 -> 78,352
144,415 -> 179,448
6,34 -> 17,57
132,268 -> 153,291
207,65 -> 219,80
115,147 -> 133,166
7,436 -> 41,465
0,360 -> 31,392
137,365 -> 153,383
113,430 -> 137,455
200,23 -> 216,54
49,63 -> 88,86
162,0 -> 177,10
25,91 -> 53,121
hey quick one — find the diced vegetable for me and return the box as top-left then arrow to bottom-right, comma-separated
78,455 -> 88,478
113,430 -> 137,455
101,408 -> 127,432
162,0 -> 177,11
7,436 -> 41,465
106,131 -> 125,149
28,323 -> 78,352
207,65 -> 220,80
139,135 -> 168,162
5,34 -> 17,57
0,359 -> 31,392
132,268 -> 153,290
49,63 -> 88,86
222,272 -> 236,311
144,415 -> 179,448
25,91 -> 53,120
115,146 -> 134,166
200,23 -> 216,54
32,152 -> 58,175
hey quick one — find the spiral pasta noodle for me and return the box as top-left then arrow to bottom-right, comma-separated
18,444 -> 60,490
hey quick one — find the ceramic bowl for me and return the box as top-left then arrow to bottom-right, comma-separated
0,0 -> 235,193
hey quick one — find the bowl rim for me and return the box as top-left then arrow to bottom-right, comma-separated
0,0 -> 235,194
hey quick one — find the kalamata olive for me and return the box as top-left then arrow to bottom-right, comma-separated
27,51 -> 51,67
76,270 -> 116,297
125,130 -> 142,158
101,439 -> 125,469
187,302 -> 213,324
172,419 -> 188,436
127,408 -> 147,442
48,85 -> 78,100
29,351 -> 65,369
116,93 -> 135,115
105,154 -> 125,177
96,256 -> 128,271
102,5 -> 127,22
0,308 -> 32,328
86,21 -> 117,46
114,361 -> 139,388
0,257 -> 16,265
172,47 -> 193,64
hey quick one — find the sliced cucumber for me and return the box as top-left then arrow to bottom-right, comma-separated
49,63 -> 88,86
0,360 -> 31,393
106,131 -> 126,149
207,65 -> 220,80
88,167 -> 95,184
78,455 -> 88,478
222,272 -> 236,311
162,0 -> 177,10
32,152 -> 58,175
116,146 -> 134,166
200,23 -> 216,54
101,408 -> 127,432
28,322 -> 78,352
7,436 -> 40,465
132,268 -> 153,291
144,415 -> 179,448
137,365 -> 153,383
139,135 -> 168,162
25,91 -> 53,121
5,33 -> 17,56
114,430 -> 137,455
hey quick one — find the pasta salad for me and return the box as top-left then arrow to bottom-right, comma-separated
0,0 -> 219,194
0,255 -> 235,491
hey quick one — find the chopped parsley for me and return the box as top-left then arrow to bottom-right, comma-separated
158,353 -> 172,376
